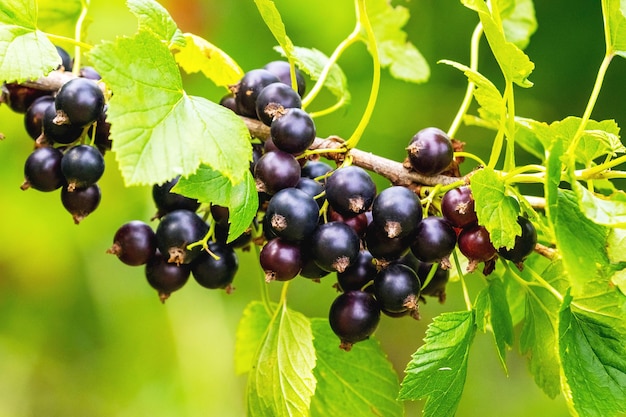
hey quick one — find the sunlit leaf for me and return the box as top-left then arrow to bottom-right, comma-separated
574,183 -> 626,228
254,0 -> 295,57
37,0 -> 82,38
234,301 -> 273,375
602,0 -> 626,57
127,0 -> 185,47
498,0 -> 537,49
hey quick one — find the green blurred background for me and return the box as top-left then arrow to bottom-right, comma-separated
0,1 -> 624,416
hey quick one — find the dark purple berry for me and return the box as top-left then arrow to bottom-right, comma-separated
78,66 -> 101,80
458,224 -> 497,265
256,82 -> 302,126
301,160 -> 333,180
329,290 -> 380,351
498,216 -> 537,265
191,241 -> 238,291
61,183 -> 101,224
325,166 -> 376,216
1,83 -> 50,114
328,209 -> 369,237
263,60 -> 306,96
155,209 -> 209,265
21,146 -> 65,192
295,177 -> 325,207
265,187 -> 319,241
56,46 -> 73,71
55,78 -> 105,127
270,108 -> 316,154
416,261 -> 449,303
259,238 -> 302,282
24,95 -> 55,140
411,216 -> 457,264
406,127 -> 454,176
441,186 -> 477,228
42,101 -> 84,144
107,221 -> 157,266
373,263 -> 421,318
234,69 -> 280,118
152,176 -> 201,218
336,250 -> 377,292
311,221 -> 360,273
61,144 -> 105,191
364,221 -> 413,264
145,250 -> 190,303
254,150 -> 301,195
371,186 -> 422,239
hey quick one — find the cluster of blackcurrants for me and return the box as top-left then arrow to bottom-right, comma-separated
3,46 -> 111,224
107,176 -> 243,302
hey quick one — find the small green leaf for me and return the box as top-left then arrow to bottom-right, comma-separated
37,0 -> 82,38
470,167 -> 521,249
365,0 -> 430,83
559,294 -> 626,417
88,30 -> 252,187
574,183 -> 626,227
498,0 -> 537,49
254,0 -> 295,57
475,278 -> 514,373
173,33 -> 243,88
544,136 -> 564,225
0,0 -> 60,82
514,117 -> 548,160
439,60 -> 505,126
247,302 -> 316,417
275,46 -> 350,104
461,0 -> 534,87
175,167 -> 258,243
603,0 -> 626,57
309,319 -> 403,417
399,311 -> 475,417
519,262 -> 562,398
127,0 -> 186,47
234,301 -> 273,375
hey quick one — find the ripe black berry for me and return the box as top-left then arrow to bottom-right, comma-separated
498,216 -> 537,265
406,127 -> 454,176
255,82 -> 302,126
21,146 -> 65,192
61,183 -> 101,224
2,83 -> 50,113
311,221 -> 360,273
329,290 -> 380,351
25,96 -> 54,140
263,60 -> 306,96
325,166 -> 376,216
61,144 -> 105,191
152,176 -> 201,218
301,160 -> 333,180
145,250 -> 190,303
371,186 -> 422,239
336,250 -> 377,292
55,78 -> 105,127
259,238 -> 302,282
373,263 -> 421,318
42,101 -> 84,144
364,221 -> 413,264
328,208 -> 369,237
191,241 -> 238,291
416,261 -> 449,303
295,177 -> 325,207
265,187 -> 320,241
234,69 -> 280,118
458,224 -> 497,265
254,150 -> 301,195
107,221 -> 157,266
441,186 -> 477,228
56,46 -> 73,71
270,108 -> 316,154
155,209 -> 209,265
411,216 -> 457,264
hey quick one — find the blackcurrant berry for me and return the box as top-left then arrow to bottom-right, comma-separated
270,108 -> 316,154
441,186 -> 478,228
254,150 -> 301,195
21,146 -> 65,192
498,216 -> 537,265
265,187 -> 320,241
219,94 -> 238,113
416,260 -> 450,303
364,221 -> 413,264
371,186 -> 422,239
255,82 -> 302,126
155,209 -> 209,265
1,83 -> 50,114
373,263 -> 421,318
152,176 -> 201,218
42,101 -> 84,144
107,221 -> 157,266
336,250 -> 377,292
299,244 -> 331,280
61,144 -> 105,191
25,95 -> 54,140
191,241 -> 238,292
325,166 -> 376,216
259,238 -> 302,282
311,221 -> 360,273
234,69 -> 280,118
61,183 -> 101,224
263,60 -> 306,96
328,290 -> 380,351
458,224 -> 497,266
145,250 -> 190,303
406,127 -> 454,176
411,216 -> 457,264
301,160 -> 333,180
55,78 -> 105,127
56,46 -> 73,71
78,66 -> 102,80
328,208 -> 369,237
295,177 -> 325,208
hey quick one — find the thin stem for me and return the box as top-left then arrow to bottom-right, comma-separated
44,33 -> 93,51
254,244 -> 274,316
453,250 -> 472,311
448,23 -> 484,138
345,0 -> 381,149
308,96 -> 347,118
487,82 -> 512,169
503,80 -> 516,172
72,0 -> 91,75
455,151 -> 487,167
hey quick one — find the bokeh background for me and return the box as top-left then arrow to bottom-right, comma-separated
0,1 -> 624,416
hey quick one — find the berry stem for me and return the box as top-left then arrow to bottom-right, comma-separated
452,250 -> 472,311
72,0 -> 91,76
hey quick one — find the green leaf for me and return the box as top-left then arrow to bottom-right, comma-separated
475,278 -> 514,373
398,311 -> 476,417
552,190 -> 611,296
247,302 -> 316,417
88,30 -> 252,187
365,0 -> 430,83
602,0 -> 626,57
234,301 -> 273,375
470,167 -> 521,249
174,167 -> 258,243
514,117 -> 548,160
36,0 -> 82,38
275,46 -> 350,104
0,0 -> 60,82
498,0 -> 537,49
309,319 -> 403,417
518,261 -> 562,398
559,293 -> 626,417
461,0 -> 534,87
573,183 -> 626,227
127,0 -> 186,47
439,60 -> 505,126
173,33 -> 244,88
254,0 -> 295,57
